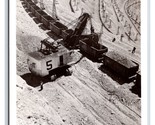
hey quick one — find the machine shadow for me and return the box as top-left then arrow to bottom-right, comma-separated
131,84 -> 141,97
79,50 -> 102,63
21,73 -> 43,87
21,69 -> 72,88
99,65 -> 141,97
130,74 -> 141,97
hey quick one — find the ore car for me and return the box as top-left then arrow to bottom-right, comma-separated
103,51 -> 139,79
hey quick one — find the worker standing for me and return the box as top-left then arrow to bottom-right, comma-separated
38,82 -> 44,91
132,47 -> 136,54
120,34 -> 124,41
112,38 -> 116,42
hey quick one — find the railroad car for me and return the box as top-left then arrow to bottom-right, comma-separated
50,22 -> 68,36
35,10 -> 48,21
41,15 -> 56,29
30,5 -> 41,14
102,51 -> 139,79
24,0 -> 32,5
79,34 -> 108,61
26,1 -> 36,10
79,40 -> 108,61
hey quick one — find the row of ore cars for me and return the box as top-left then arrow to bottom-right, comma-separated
22,0 -> 141,95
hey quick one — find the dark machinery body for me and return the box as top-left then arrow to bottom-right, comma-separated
24,0 -> 108,61
102,51 -> 139,79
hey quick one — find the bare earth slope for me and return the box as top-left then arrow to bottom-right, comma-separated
16,0 -> 141,125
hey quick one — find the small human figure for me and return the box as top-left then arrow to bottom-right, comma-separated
112,38 -> 116,42
38,82 -> 44,91
116,26 -> 120,35
120,34 -> 124,41
132,47 -> 136,54
128,31 -> 131,41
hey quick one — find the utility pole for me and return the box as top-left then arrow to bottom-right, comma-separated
124,20 -> 127,27
119,12 -> 122,17
128,31 -> 131,41
52,0 -> 59,20
105,13 -> 108,23
103,9 -> 106,18
134,33 -> 138,41
116,26 -> 120,35
121,15 -> 124,21
128,24 -> 132,33
135,15 -> 138,22
40,0 -> 45,10
98,24 -> 103,44
81,8 -> 84,15
108,19 -> 112,28
120,34 -> 124,41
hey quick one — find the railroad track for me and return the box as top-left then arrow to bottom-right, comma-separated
98,0 -> 113,34
125,1 -> 141,30
124,0 -> 141,35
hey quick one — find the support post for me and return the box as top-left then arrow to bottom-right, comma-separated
116,26 -> 120,35
108,19 -> 112,28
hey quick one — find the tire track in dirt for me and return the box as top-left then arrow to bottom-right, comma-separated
73,63 -> 141,118
56,82 -> 106,125
57,75 -> 140,125
38,81 -> 104,125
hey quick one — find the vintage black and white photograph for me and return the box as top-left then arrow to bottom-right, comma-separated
16,0 -> 141,124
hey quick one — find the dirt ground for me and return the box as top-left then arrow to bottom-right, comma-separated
16,0 -> 141,125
